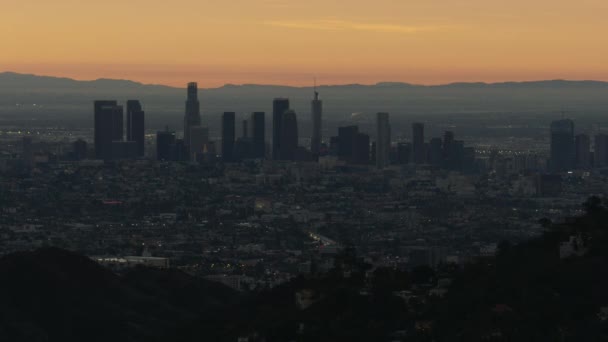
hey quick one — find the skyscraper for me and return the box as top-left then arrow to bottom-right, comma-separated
126,100 -> 145,157
352,133 -> 370,164
189,126 -> 209,161
370,141 -> 377,163
429,137 -> 443,166
550,119 -> 575,172
412,123 -> 425,164
250,112 -> 266,159
376,112 -> 390,169
184,82 -> 201,145
234,137 -> 252,161
72,139 -> 88,161
311,90 -> 323,155
575,134 -> 591,169
329,136 -> 340,156
594,134 -> 608,168
272,98 -> 290,160
280,109 -> 298,160
156,127 -> 176,161
242,119 -> 249,138
173,139 -> 188,162
443,131 -> 454,157
222,112 -> 236,162
451,140 -> 466,171
396,142 -> 411,165
94,100 -> 123,160
338,126 -> 358,161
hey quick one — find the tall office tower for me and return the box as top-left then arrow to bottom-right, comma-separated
594,134 -> 608,167
412,123 -> 425,164
250,112 -> 266,159
173,139 -> 188,162
443,131 -> 455,157
272,98 -> 290,160
370,141 -> 377,163
189,126 -> 209,161
311,90 -> 323,155
352,133 -> 370,164
429,137 -> 443,166
94,100 -> 123,159
550,119 -> 575,172
463,147 -> 476,173
126,100 -> 145,157
280,110 -> 298,160
73,139 -> 88,160
234,137 -> 253,161
329,136 -> 340,156
242,119 -> 249,138
451,140 -> 466,171
575,134 -> 591,169
376,112 -> 391,169
198,141 -> 217,163
389,145 -> 399,165
338,125 -> 359,161
156,127 -> 176,161
221,112 -> 235,162
396,142 -> 411,165
184,82 -> 201,145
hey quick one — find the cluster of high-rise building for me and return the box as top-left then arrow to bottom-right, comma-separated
549,119 -> 608,172
84,92 -> 608,176
92,82 -> 478,171
147,86 -> 296,162
93,100 -> 145,160
153,86 -> 314,163
326,121 -> 475,171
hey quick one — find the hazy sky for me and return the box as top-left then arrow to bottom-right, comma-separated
2,0 -> 607,87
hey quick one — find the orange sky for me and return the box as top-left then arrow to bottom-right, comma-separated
2,0 -> 607,87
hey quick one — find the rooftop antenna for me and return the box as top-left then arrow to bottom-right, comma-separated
313,76 -> 319,100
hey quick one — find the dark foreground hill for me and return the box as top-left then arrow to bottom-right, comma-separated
2,198 -> 608,341
429,198 -> 608,341
0,248 -> 238,342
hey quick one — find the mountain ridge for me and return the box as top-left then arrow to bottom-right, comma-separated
2,71 -> 608,90
2,71 -> 608,128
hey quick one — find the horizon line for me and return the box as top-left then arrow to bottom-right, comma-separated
2,70 -> 608,90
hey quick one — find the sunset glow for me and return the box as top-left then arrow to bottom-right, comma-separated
2,0 -> 608,87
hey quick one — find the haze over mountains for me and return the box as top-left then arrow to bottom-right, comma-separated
1,71 -> 608,137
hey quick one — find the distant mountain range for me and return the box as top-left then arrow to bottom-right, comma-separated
2,71 -> 608,91
1,71 -> 608,131
0,72 -> 178,95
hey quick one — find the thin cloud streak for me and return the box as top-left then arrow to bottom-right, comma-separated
265,19 -> 441,34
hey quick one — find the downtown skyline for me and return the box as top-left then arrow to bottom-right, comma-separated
2,0 -> 608,87
3,2 -> 608,341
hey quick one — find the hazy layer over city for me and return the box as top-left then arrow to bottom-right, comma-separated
2,72 -> 608,144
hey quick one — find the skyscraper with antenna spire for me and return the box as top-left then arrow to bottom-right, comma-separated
311,79 -> 323,156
